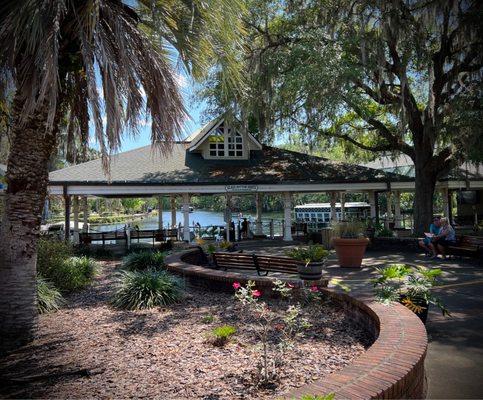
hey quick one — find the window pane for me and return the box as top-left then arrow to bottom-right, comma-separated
210,151 -> 216,156
236,151 -> 243,156
228,151 -> 235,156
218,151 -> 225,156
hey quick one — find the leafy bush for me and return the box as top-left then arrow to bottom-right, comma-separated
37,238 -> 98,293
286,244 -> 329,263
372,264 -> 449,316
122,250 -> 165,271
376,227 -> 394,238
111,269 -> 182,310
211,325 -> 236,346
37,238 -> 73,276
37,275 -> 64,314
47,256 -> 99,293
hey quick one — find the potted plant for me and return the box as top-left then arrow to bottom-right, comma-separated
372,263 -> 449,323
331,221 -> 369,268
286,244 -> 329,280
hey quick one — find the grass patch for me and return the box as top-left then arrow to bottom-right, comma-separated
211,325 -> 236,347
122,250 -> 165,271
37,275 -> 65,314
111,269 -> 183,310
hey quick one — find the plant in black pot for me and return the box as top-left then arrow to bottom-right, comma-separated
372,264 -> 449,323
286,244 -> 329,281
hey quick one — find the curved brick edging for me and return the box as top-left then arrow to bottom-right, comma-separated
165,249 -> 428,399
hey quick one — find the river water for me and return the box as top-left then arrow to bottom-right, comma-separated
91,209 -> 284,235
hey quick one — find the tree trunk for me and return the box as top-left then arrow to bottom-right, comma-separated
0,94 -> 58,354
413,162 -> 438,236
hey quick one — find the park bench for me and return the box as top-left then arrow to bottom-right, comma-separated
447,235 -> 483,260
212,252 -> 300,276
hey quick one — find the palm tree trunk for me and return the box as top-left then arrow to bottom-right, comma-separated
0,95 -> 58,354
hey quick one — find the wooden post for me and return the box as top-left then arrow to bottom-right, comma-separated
170,195 -> 177,228
157,196 -> 163,230
385,191 -> 393,229
182,193 -> 191,242
340,192 -> 346,221
283,192 -> 293,241
394,191 -> 402,228
63,187 -> 70,242
329,191 -> 337,222
255,193 -> 263,235
82,196 -> 89,232
73,195 -> 79,244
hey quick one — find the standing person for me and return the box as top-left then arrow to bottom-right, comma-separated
433,217 -> 457,259
418,216 -> 441,256
241,218 -> 248,239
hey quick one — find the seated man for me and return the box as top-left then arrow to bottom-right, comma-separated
418,216 -> 441,256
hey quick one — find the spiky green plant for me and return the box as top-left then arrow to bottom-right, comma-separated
122,251 -> 165,271
111,269 -> 183,310
49,256 -> 99,293
211,325 -> 236,346
37,275 -> 64,314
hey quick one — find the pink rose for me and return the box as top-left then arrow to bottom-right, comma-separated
252,290 -> 261,298
233,282 -> 241,290
310,285 -> 319,292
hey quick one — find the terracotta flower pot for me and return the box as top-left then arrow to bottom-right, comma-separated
297,261 -> 325,280
332,237 -> 369,268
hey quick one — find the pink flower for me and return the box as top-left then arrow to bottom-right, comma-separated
252,290 -> 261,298
310,285 -> 319,292
287,283 -> 294,288
233,282 -> 241,290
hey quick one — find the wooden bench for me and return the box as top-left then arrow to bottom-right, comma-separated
447,235 -> 483,260
212,252 -> 300,276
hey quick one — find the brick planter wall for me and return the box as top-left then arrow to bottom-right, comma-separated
165,249 -> 428,399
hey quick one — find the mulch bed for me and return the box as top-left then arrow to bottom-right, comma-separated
0,261 -> 372,399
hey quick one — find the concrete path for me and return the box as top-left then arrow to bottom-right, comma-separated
241,242 -> 483,398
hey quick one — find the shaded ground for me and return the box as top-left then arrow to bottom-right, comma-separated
240,243 -> 483,399
0,261 -> 370,399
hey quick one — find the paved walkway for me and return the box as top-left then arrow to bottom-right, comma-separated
239,242 -> 483,398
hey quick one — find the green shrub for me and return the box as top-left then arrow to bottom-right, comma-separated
37,275 -> 64,314
111,269 -> 182,310
37,238 -> 73,277
46,256 -> 99,293
75,245 -> 114,259
211,325 -> 236,346
122,250 -> 165,271
286,244 -> 329,263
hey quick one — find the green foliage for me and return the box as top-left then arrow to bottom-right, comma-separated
37,238 -> 98,293
372,264 -> 449,316
211,325 -> 236,346
111,269 -> 183,310
299,394 -> 335,400
285,244 -> 329,263
376,227 -> 394,238
298,394 -> 335,400
122,251 -> 165,271
49,257 -> 99,293
37,275 -> 64,314
75,245 -> 114,259
332,221 -> 365,239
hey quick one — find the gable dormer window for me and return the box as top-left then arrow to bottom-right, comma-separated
208,122 -> 244,158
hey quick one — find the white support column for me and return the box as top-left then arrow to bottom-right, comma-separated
255,193 -> 263,235
283,191 -> 293,241
82,196 -> 89,233
368,191 -> 377,220
385,191 -> 393,229
394,190 -> 402,228
329,191 -> 337,222
157,196 -> 163,230
340,192 -> 346,221
182,193 -> 191,242
72,195 -> 79,244
170,195 -> 177,228
441,187 -> 450,218
225,194 -> 232,242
